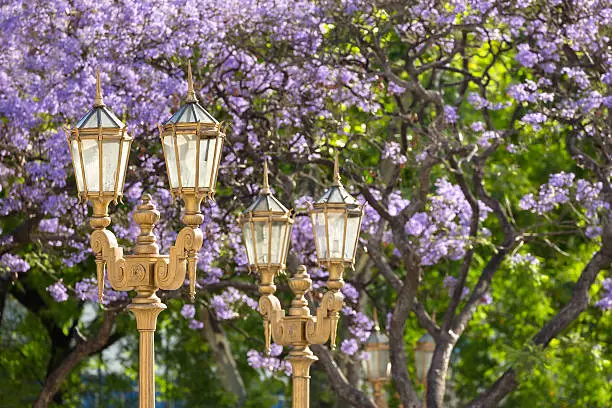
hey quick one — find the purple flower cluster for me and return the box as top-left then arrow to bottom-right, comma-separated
247,344 -> 292,376
406,179 -> 491,266
210,288 -> 258,321
595,278 -> 612,310
46,281 -> 68,302
74,278 -> 127,305
0,253 -> 30,274
382,141 -> 408,166
519,172 -> 607,238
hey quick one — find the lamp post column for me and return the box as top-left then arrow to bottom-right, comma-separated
287,266 -> 318,408
128,290 -> 166,408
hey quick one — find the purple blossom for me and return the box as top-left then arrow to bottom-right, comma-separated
340,338 -> 359,356
444,105 -> 458,123
189,320 -> 204,330
0,253 -> 30,274
478,131 -> 501,148
46,281 -> 68,302
595,278 -> 612,310
181,304 -> 196,319
516,43 -> 539,67
382,141 -> 407,166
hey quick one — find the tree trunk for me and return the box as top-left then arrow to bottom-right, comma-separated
200,307 -> 247,406
33,310 -> 119,408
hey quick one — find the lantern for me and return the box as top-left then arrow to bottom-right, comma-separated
414,333 -> 435,383
65,69 -> 132,203
362,315 -> 391,382
159,62 -> 225,201
309,153 -> 364,268
241,161 -> 294,272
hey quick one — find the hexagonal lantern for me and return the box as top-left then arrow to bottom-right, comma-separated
415,333 -> 435,384
362,313 -> 391,382
241,161 -> 294,272
159,62 -> 225,201
309,153 -> 364,269
65,69 -> 132,203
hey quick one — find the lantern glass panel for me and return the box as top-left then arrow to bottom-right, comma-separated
243,226 -> 255,265
369,352 -> 380,381
344,215 -> 360,259
312,212 -> 327,258
176,134 -> 197,187
117,140 -> 130,193
415,348 -> 433,381
198,137 -> 221,188
163,135 -> 179,189
282,222 -> 292,262
70,140 -> 84,192
327,212 -> 345,258
378,348 -> 390,378
81,139 -> 100,191
101,140 -> 120,191
254,221 -> 269,263
270,221 -> 285,263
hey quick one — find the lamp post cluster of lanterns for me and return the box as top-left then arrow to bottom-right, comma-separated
65,65 -> 434,408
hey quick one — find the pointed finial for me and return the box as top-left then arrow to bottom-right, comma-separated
261,160 -> 271,195
93,68 -> 105,107
185,61 -> 198,103
373,308 -> 380,331
333,151 -> 341,186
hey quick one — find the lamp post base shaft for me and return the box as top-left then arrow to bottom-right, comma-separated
288,347 -> 317,408
128,293 -> 166,408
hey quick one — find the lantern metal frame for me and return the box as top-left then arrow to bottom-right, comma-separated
240,162 -> 294,293
308,154 -> 364,272
158,62 -> 226,202
65,65 -> 223,408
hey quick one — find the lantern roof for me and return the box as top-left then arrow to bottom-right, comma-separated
244,161 -> 291,215
314,153 -> 359,206
365,310 -> 389,345
75,69 -> 125,129
165,61 -> 218,125
365,329 -> 389,345
416,333 -> 435,346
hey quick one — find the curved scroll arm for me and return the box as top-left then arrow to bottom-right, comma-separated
258,294 -> 286,354
156,226 -> 203,300
305,290 -> 344,349
90,229 -> 126,301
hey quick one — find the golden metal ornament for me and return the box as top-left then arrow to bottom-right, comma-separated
242,158 -> 363,408
90,194 -> 204,408
65,67 -> 222,408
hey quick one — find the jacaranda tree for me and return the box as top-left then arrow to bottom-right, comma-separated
0,0 -> 611,407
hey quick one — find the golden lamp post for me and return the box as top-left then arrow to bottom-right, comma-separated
64,64 -> 225,408
362,311 -> 391,408
414,333 -> 435,408
240,156 -> 364,408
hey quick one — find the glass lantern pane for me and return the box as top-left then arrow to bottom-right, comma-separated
344,215 -> 360,259
311,212 -> 327,259
282,222 -> 293,263
198,138 -> 214,188
101,140 -> 120,192
117,140 -> 130,193
369,349 -> 380,380
254,221 -> 269,264
415,349 -> 433,381
270,222 -> 285,263
378,348 -> 390,378
242,226 -> 255,265
81,139 -> 100,191
70,140 -> 84,192
176,134 -> 197,187
163,135 -> 179,189
327,212 -> 346,259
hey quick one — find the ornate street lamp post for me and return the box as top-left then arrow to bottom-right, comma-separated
65,65 -> 225,408
414,333 -> 435,408
240,155 -> 364,408
362,311 -> 390,408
